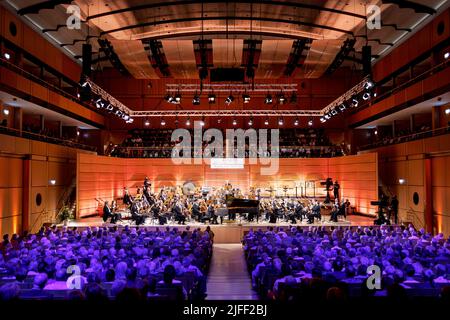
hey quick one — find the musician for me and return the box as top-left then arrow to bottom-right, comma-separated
308,200 -> 321,224
207,203 -> 219,225
389,195 -> 399,224
102,201 -> 117,224
131,201 -> 145,225
110,200 -> 121,222
191,199 -> 201,222
152,201 -> 166,225
143,186 -> 154,206
329,199 -> 340,222
123,187 -> 133,206
333,180 -> 340,202
144,176 -> 151,188
173,201 -> 186,225
344,199 -> 351,216
294,201 -> 305,222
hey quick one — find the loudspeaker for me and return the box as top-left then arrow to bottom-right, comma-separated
82,44 -> 92,77
362,45 -> 372,76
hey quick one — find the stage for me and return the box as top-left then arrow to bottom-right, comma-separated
63,215 -> 375,243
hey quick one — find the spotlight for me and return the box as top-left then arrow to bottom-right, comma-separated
77,130 -> 80,136
217,118 -> 222,124
331,109 -> 338,116
225,94 -> 234,105
174,93 -> 181,104
308,119 -> 313,126
95,99 -> 104,109
3,52 -> 11,60
106,104 -> 113,111
144,119 -> 150,126
186,117 -> 191,126
165,93 -> 174,103
192,93 -> 201,105
398,178 -> 406,185
294,117 -> 299,126
278,117 -> 284,126
208,93 -> 216,104
324,114 -> 331,120
49,179 -> 56,185
374,130 -> 378,135
3,108 -> 9,116
290,92 -> 297,104
126,118 -> 134,124
232,118 -> 237,126
77,93 -> 81,98
364,80 -> 374,90
161,118 -> 166,126
123,114 -> 130,121
264,94 -> 273,104
320,117 -> 326,123
362,92 -> 371,100
278,93 -> 286,104
242,93 -> 251,104
264,118 -> 269,126
444,52 -> 450,59
248,117 -> 253,126
351,97 -> 359,107
339,103 -> 347,112
200,116 -> 205,127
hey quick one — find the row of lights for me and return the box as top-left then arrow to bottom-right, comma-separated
144,116 -> 314,127
78,82 -> 134,123
320,80 -> 375,123
165,91 -> 297,106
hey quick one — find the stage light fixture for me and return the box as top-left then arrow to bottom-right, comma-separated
126,118 -> 134,124
164,93 -> 174,103
398,178 -> 406,185
77,130 -> 80,136
324,114 -> 331,120
123,114 -> 130,121
217,117 -> 222,124
364,80 -> 374,90
374,130 -> 378,135
2,108 -> 9,116
200,116 -> 205,127
444,52 -> 450,59
264,94 -> 273,104
445,108 -> 450,115
242,93 -> 251,104
232,118 -> 237,126
3,53 -> 11,60
294,117 -> 299,126
186,117 -> 191,126
320,117 -> 326,123
174,93 -> 181,104
49,179 -> 56,185
264,118 -> 269,126
225,94 -> 235,105
308,119 -> 313,126
351,97 -> 359,107
278,117 -> 284,126
208,93 -> 216,104
161,118 -> 166,126
144,119 -> 150,126
248,117 -> 253,126
278,93 -> 286,104
362,92 -> 371,100
339,103 -> 347,112
192,93 -> 201,105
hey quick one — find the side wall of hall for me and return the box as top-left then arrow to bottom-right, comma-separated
0,133 -> 95,235
360,133 -> 450,236
77,153 -> 378,218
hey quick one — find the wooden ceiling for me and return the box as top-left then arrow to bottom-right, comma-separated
3,0 -> 448,79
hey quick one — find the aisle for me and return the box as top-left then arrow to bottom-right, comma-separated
206,244 -> 258,300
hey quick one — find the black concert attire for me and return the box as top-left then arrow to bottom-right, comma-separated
103,204 -> 112,223
192,203 -> 201,221
131,202 -> 145,225
390,196 -> 399,224
123,191 -> 133,206
208,205 -> 218,224
333,181 -> 340,201
295,203 -> 304,221
308,203 -> 321,224
173,204 -> 186,225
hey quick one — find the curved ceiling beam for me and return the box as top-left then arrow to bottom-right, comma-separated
99,16 -> 355,38
86,1 -> 366,22
382,0 -> 436,15
17,0 -> 72,15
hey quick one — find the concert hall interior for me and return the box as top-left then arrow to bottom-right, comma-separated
0,0 -> 450,307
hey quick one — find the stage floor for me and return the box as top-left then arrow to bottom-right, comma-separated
65,215 -> 375,243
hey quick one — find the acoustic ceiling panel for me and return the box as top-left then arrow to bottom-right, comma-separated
109,40 -> 159,79
161,40 -> 198,79
255,40 -> 294,79
212,39 -> 243,68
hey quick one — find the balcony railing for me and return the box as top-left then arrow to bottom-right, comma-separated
358,126 -> 450,151
0,125 -> 97,152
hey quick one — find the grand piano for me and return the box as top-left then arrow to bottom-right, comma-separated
225,195 -> 260,221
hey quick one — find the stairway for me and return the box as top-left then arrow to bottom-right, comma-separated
206,244 -> 258,300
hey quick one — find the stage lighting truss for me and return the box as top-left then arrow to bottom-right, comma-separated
166,83 -> 297,93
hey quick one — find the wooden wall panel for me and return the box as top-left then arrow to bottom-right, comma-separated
77,154 -> 378,218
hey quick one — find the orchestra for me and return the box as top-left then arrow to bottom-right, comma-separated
99,177 -> 351,226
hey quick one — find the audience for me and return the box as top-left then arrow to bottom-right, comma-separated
0,225 -> 212,301
244,224 -> 450,301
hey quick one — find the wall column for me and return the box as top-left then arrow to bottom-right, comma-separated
22,157 -> 31,232
424,157 -> 433,234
